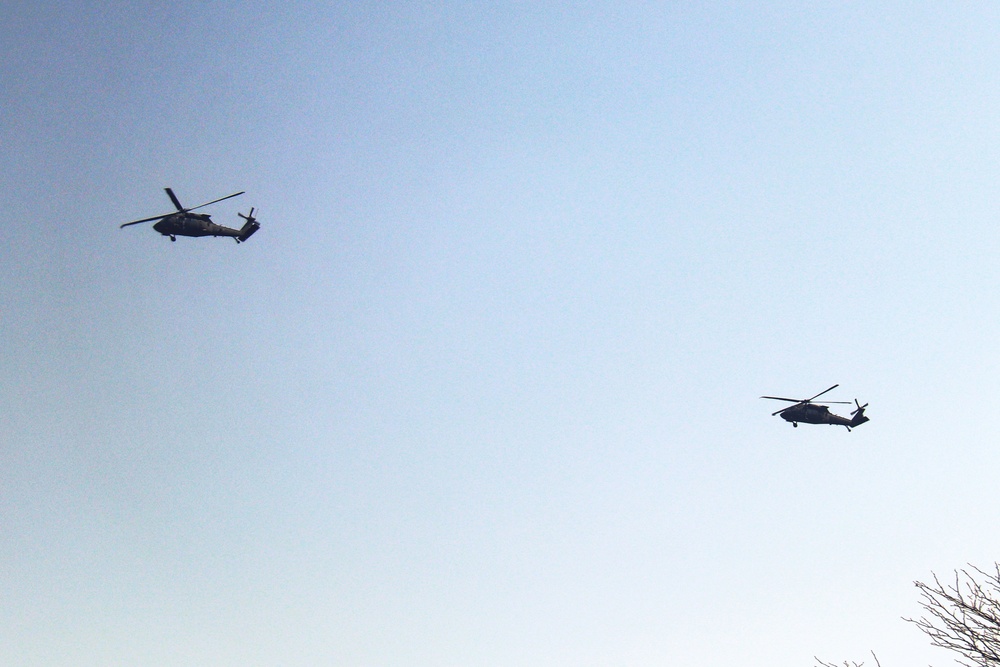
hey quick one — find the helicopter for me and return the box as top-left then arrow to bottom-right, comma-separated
120,188 -> 260,243
761,384 -> 869,431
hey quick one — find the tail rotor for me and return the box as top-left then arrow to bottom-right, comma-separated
849,399 -> 870,428
235,207 -> 260,243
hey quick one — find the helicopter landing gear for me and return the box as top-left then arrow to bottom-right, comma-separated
170,235 -> 176,242
792,422 -> 798,427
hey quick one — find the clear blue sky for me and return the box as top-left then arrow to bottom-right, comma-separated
4,2 -> 1000,665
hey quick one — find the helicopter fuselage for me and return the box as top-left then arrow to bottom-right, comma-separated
153,213 -> 241,239
780,404 -> 840,426
778,403 -> 869,429
151,212 -> 259,243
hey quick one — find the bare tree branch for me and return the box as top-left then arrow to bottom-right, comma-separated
904,564 -> 1000,667
814,659 -> 866,667
813,651 -> 880,667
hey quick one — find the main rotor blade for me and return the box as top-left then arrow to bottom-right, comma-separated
186,191 -> 244,212
764,384 -> 848,417
805,384 -> 839,403
165,188 -> 184,211
120,213 -> 171,228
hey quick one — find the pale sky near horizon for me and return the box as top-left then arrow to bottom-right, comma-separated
4,2 -> 1000,665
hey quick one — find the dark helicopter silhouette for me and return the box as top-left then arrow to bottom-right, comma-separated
761,384 -> 869,431
120,188 -> 260,243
